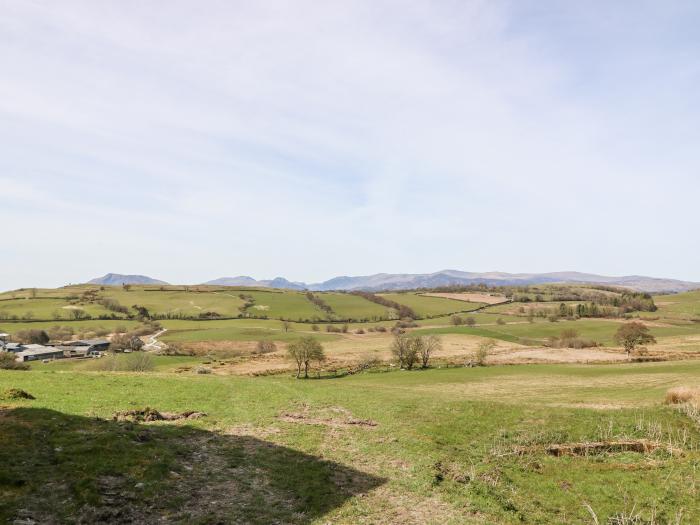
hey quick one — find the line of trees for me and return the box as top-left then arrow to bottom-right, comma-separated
305,292 -> 334,317
351,291 -> 417,319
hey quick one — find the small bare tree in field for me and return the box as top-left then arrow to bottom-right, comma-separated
614,322 -> 656,358
282,321 -> 291,332
287,337 -> 325,378
391,334 -> 418,370
475,340 -> 496,366
419,335 -> 441,368
465,317 -> 476,327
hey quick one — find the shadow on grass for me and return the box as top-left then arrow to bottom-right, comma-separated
0,407 -> 385,524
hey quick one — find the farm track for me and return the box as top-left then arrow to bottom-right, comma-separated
144,329 -> 168,351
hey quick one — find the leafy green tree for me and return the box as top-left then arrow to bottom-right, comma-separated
614,322 -> 656,358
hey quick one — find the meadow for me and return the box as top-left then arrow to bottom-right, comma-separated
2,283 -> 700,523
1,361 -> 699,523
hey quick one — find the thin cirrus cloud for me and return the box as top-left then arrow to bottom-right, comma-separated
1,0 -> 699,290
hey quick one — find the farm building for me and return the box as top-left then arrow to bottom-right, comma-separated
62,339 -> 110,350
14,344 -> 66,362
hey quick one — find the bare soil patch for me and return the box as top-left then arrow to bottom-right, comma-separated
278,404 -> 377,429
515,440 -> 682,457
113,408 -> 207,422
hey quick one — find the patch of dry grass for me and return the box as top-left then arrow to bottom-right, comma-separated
665,386 -> 700,405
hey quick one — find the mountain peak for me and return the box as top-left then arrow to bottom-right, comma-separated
87,273 -> 169,286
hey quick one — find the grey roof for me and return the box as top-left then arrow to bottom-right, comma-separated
70,339 -> 110,346
15,346 -> 65,357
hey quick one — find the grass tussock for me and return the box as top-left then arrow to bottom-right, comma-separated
665,386 -> 700,406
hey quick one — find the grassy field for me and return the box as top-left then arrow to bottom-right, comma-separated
1,361 -> 699,523
0,297 -> 118,320
0,285 -> 492,323
415,318 -> 700,345
653,291 -> 700,321
321,293 -> 390,321
380,293 -> 484,317
162,319 -> 340,343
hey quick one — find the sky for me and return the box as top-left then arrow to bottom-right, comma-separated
1,0 -> 699,290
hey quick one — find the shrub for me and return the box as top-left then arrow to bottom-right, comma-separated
46,325 -> 74,341
464,317 -> 477,327
451,315 -> 464,326
195,366 -> 212,375
355,328 -> 365,335
311,324 -> 319,332
0,353 -> 29,370
90,353 -> 154,372
14,329 -> 49,345
496,318 -> 505,325
255,340 -> 277,354
110,333 -> 145,352
475,340 -> 495,366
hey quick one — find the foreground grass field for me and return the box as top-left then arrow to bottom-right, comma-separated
1,361 -> 699,523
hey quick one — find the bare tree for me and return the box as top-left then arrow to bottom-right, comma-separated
287,336 -> 325,378
282,321 -> 291,332
419,335 -> 442,368
391,334 -> 419,370
465,317 -> 477,327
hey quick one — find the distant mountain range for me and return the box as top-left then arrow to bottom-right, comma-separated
88,273 -> 169,286
87,271 -> 700,293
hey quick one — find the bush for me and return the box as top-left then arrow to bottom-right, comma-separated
496,318 -> 506,325
195,366 -> 212,375
0,353 -> 29,370
90,353 -> 154,372
46,325 -> 74,341
548,329 -> 599,349
451,315 -> 464,326
464,317 -> 476,327
110,333 -> 145,352
14,329 -> 49,345
474,340 -> 495,366
355,328 -> 365,334
255,340 -> 277,354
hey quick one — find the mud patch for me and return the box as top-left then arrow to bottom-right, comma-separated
113,408 -> 207,422
279,404 -> 377,428
516,440 -> 682,457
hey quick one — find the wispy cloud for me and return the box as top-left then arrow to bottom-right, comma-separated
1,0 -> 699,288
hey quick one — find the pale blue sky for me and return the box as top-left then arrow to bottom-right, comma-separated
1,0 -> 699,289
